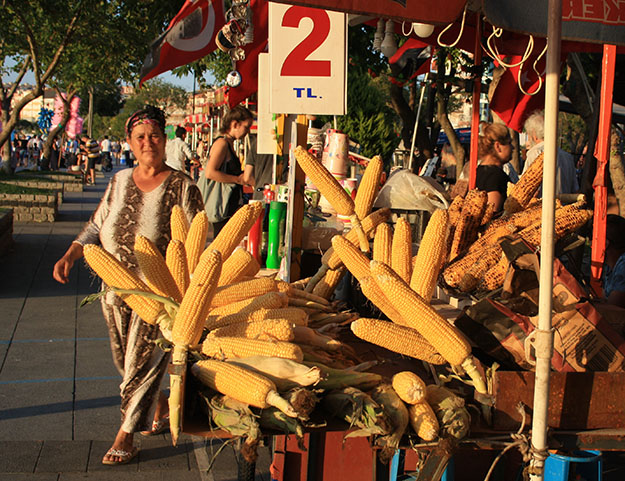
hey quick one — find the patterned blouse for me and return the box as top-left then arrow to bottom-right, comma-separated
74,168 -> 204,281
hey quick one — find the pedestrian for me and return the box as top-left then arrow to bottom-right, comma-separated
80,135 -> 100,185
200,105 -> 254,237
475,122 -> 513,212
164,126 -> 194,174
122,139 -> 132,167
523,110 -> 579,195
52,105 -> 204,466
101,135 -> 112,168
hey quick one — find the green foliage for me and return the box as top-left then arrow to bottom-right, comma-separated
107,79 -> 189,139
558,112 -> 587,155
337,110 -> 399,163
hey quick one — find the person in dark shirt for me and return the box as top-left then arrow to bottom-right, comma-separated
475,123 -> 513,212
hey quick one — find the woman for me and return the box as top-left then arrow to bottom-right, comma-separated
476,123 -> 513,212
202,105 -> 254,236
52,106 -> 204,465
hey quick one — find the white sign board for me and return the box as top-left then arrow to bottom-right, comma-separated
269,3 -> 347,115
256,53 -> 277,155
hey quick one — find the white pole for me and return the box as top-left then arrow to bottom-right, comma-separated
529,1 -> 561,480
408,78 -> 427,172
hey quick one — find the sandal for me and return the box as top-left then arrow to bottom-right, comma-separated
140,414 -> 170,436
102,446 -> 139,466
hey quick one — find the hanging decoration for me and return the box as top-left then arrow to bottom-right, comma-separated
215,0 -> 254,87
37,108 -> 54,133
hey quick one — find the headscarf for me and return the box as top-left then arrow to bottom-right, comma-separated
125,105 -> 166,137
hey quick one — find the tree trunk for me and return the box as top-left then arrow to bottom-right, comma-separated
42,91 -> 75,165
435,54 -> 465,176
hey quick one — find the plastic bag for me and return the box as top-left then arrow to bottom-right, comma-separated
373,169 -> 449,213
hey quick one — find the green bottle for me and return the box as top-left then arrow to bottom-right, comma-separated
266,201 -> 287,269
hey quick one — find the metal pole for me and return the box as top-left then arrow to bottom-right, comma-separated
192,72 -> 197,151
529,1 -> 561,479
589,44 -> 616,297
408,78 -> 427,172
468,14 -> 482,190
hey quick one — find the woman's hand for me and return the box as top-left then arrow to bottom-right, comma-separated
53,243 -> 84,284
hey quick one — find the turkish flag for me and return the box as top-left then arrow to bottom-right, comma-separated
489,52 -> 547,133
140,0 -> 226,85
226,0 -> 268,107
389,38 -> 431,81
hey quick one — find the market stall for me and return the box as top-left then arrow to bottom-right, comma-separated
79,1 -> 625,480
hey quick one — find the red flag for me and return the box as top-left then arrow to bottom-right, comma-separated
389,38 -> 431,82
140,0 -> 226,85
226,0 -> 268,107
489,53 -> 546,132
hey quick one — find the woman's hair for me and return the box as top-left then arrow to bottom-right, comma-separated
478,122 -> 511,158
219,105 -> 253,134
125,105 -> 166,137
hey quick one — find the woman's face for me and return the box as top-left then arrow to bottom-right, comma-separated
495,138 -> 513,164
127,123 -> 165,167
229,119 -> 253,140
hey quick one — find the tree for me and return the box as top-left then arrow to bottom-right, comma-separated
0,0 -> 85,171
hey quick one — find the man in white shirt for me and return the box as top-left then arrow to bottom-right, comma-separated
522,110 -> 579,195
165,126 -> 194,174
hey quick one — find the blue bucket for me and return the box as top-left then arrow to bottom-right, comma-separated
544,450 -> 602,481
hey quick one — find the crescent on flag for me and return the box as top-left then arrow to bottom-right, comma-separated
165,0 -> 216,52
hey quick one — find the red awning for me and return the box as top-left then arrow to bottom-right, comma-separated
185,113 -> 211,125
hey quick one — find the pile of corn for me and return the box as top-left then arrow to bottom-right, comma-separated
441,153 -> 593,295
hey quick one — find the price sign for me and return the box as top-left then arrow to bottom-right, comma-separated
269,3 -> 347,115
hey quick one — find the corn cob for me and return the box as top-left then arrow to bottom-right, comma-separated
169,248 -> 222,445
135,235 -> 182,302
170,204 -> 189,243
371,384 -> 410,464
217,246 -> 258,286
480,201 -> 496,226
191,360 -> 297,416
172,249 -> 222,346
354,155 -> 384,219
371,261 -> 487,393
449,189 -> 488,261
83,244 -> 163,324
408,401 -> 439,441
519,201 -> 592,248
479,254 -> 510,291
442,248 -> 483,288
166,239 -> 190,297
305,209 -> 391,293
351,318 -> 445,364
391,371 -> 427,404
185,211 -> 208,274
372,223 -> 392,265
391,218 -> 413,283
212,277 -> 277,307
504,152 -> 544,214
410,209 -> 448,302
276,280 -> 331,305
208,291 -> 288,318
294,146 -> 369,252
425,384 -> 470,439
208,202 -> 265,259
466,222 -> 516,256
202,336 -> 304,361
311,267 -> 346,300
458,244 -> 503,293
206,307 -> 309,331
447,195 -> 464,227
331,235 -> 371,282
359,276 -> 408,327
208,319 -> 295,341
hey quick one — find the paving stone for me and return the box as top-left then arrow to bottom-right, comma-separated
36,441 -> 90,473
72,380 -> 121,442
136,436 -> 192,471
0,383 -> 73,441
0,474 -> 59,481
0,340 -> 74,382
60,471 -> 202,480
0,440 -> 42,472
75,339 -> 118,379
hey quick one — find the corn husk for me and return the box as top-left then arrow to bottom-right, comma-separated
370,384 -> 410,464
425,385 -> 471,440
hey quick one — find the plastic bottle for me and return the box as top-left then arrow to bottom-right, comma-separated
266,201 -> 287,269
246,200 -> 263,263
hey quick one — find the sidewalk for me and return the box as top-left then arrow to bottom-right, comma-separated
0,167 -> 270,481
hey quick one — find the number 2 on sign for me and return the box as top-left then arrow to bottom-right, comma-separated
280,7 -> 331,77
